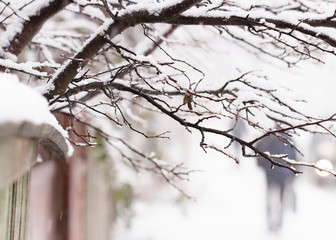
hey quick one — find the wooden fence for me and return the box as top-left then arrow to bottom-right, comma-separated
0,119 -> 115,240
0,121 -> 69,240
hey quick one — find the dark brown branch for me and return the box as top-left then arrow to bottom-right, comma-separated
101,0 -> 117,20
2,0 -> 71,57
170,15 -> 336,47
45,0 -> 202,100
250,113 -> 336,146
57,78 -> 335,174
171,14 -> 336,28
103,82 -> 301,173
142,25 -> 178,56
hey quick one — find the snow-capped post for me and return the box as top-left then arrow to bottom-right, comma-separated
0,74 -> 71,240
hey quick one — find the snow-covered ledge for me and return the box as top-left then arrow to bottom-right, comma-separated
0,73 -> 72,190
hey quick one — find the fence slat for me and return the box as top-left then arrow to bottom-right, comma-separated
0,173 -> 29,240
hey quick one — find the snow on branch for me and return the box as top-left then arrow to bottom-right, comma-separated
44,0 -> 202,100
0,0 -> 71,59
3,0 -> 336,189
41,0 -> 336,100
0,58 -> 56,77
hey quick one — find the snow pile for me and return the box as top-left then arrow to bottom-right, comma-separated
0,73 -> 72,156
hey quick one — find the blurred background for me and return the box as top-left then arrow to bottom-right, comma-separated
109,28 -> 336,240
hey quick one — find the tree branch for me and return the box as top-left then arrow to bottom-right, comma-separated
102,82 -> 303,174
170,15 -> 336,47
0,0 -> 71,57
45,0 -> 202,100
